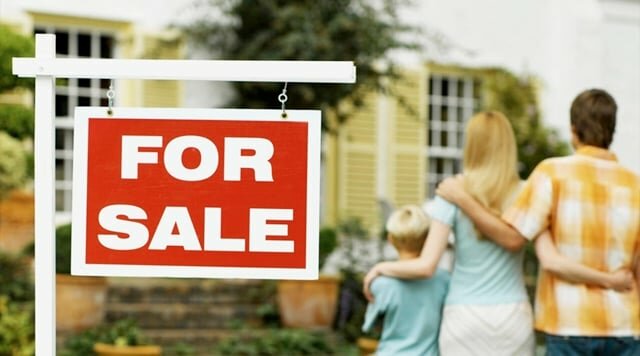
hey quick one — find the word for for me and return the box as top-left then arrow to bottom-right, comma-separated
121,135 -> 274,181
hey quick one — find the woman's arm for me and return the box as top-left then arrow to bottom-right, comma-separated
635,256 -> 640,299
535,231 -> 632,291
436,175 -> 526,251
363,220 -> 450,301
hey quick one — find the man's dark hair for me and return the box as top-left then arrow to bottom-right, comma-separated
570,89 -> 617,148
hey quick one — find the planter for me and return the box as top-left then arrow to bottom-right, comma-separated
0,189 -> 34,254
276,275 -> 340,329
56,274 -> 108,332
94,343 -> 162,356
357,337 -> 379,356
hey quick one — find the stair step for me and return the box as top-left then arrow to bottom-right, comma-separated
105,302 -> 262,329
106,278 -> 272,304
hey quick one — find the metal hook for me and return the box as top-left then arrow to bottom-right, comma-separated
278,82 -> 288,119
106,80 -> 115,116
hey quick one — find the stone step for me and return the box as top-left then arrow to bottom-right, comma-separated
103,278 -> 274,332
106,278 -> 272,305
105,302 -> 262,329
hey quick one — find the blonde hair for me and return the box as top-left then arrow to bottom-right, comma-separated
463,111 -> 520,215
385,205 -> 430,253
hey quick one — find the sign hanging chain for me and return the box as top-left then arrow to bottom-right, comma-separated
106,79 -> 115,116
278,82 -> 288,119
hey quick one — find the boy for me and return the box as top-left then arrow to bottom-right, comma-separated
362,205 -> 450,356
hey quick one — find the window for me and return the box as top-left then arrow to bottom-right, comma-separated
426,74 -> 480,196
34,27 -> 115,216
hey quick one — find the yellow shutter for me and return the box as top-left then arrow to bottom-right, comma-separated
389,69 -> 427,207
337,92 -> 379,231
141,34 -> 182,107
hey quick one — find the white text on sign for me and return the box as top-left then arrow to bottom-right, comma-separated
97,134 -> 294,253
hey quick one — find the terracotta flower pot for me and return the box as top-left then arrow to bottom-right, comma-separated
276,275 -> 340,329
94,343 -> 162,356
56,274 -> 108,331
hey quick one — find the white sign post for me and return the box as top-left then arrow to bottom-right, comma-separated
12,33 -> 355,356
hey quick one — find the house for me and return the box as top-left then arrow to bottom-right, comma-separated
2,0 -> 638,234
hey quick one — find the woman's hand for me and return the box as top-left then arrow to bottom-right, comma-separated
436,174 -> 467,204
606,268 -> 633,292
363,264 -> 383,302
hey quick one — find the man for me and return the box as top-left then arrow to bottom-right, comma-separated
437,89 -> 640,355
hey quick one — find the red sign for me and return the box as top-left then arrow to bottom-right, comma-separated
72,108 -> 321,279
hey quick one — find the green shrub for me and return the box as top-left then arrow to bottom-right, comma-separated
319,226 -> 337,270
55,223 -> 72,274
0,131 -> 27,198
61,319 -> 151,356
0,296 -> 35,356
213,329 -> 336,355
0,251 -> 33,302
60,326 -> 101,356
0,105 -> 34,140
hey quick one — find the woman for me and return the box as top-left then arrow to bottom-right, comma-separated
363,111 -> 630,355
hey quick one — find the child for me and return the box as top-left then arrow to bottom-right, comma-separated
362,205 -> 450,356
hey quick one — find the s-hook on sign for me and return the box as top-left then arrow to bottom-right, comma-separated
71,107 -> 321,280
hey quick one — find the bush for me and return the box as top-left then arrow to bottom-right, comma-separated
319,226 -> 337,270
213,329 -> 336,356
0,105 -> 34,140
55,223 -> 72,274
0,251 -> 33,303
61,319 -> 151,356
0,296 -> 35,356
0,250 -> 35,356
0,131 -> 28,198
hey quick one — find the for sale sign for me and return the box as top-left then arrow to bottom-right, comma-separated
71,108 -> 321,279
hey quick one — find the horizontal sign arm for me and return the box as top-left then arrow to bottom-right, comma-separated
12,58 -> 356,83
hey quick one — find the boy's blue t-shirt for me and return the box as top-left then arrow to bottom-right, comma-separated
362,270 -> 450,356
430,196 -> 528,305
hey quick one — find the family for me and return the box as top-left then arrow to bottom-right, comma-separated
362,89 -> 640,355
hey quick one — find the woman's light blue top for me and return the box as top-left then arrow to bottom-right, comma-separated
430,196 -> 528,305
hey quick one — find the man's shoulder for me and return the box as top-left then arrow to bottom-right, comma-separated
534,155 -> 574,170
536,154 -> 640,184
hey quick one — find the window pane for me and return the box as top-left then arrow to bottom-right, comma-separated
55,31 -> 69,55
55,129 -> 65,150
458,80 -> 466,98
441,78 -> 449,97
55,95 -> 69,117
78,78 -> 91,88
440,130 -> 448,146
78,33 -> 92,57
78,96 -> 91,106
56,190 -> 66,211
100,35 -> 114,58
100,79 -> 111,89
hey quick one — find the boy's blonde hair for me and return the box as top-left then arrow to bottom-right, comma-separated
385,205 -> 431,253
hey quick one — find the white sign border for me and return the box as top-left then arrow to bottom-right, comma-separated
72,107 -> 321,280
